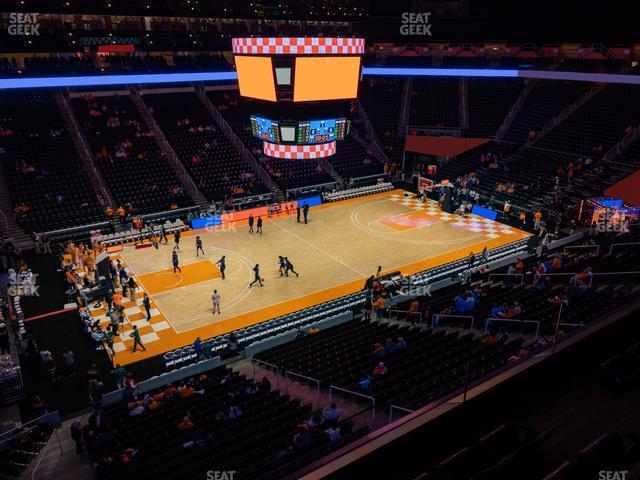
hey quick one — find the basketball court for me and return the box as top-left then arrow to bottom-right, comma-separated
87,189 -> 531,365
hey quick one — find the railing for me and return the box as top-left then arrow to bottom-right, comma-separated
431,314 -> 474,331
251,358 -> 281,391
354,98 -> 391,164
55,90 -> 114,205
195,84 -> 280,196
495,79 -> 536,140
388,309 -> 423,327
484,317 -> 541,339
0,207 -> 9,231
609,242 -> 640,255
564,244 -> 600,255
127,84 -> 203,203
528,82 -> 605,146
388,404 -> 415,424
287,181 -> 337,198
285,371 -> 321,408
329,385 -> 376,424
488,272 -> 525,286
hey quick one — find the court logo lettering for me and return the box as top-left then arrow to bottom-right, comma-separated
8,13 -> 40,36
400,12 -> 432,36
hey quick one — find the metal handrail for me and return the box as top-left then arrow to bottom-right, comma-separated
484,317 -> 541,339
388,309 -> 423,326
329,385 -> 376,424
488,272 -> 524,286
285,370 -> 321,408
388,404 -> 415,424
564,244 -> 600,255
251,358 -> 280,391
431,314 -> 474,331
609,242 -> 640,255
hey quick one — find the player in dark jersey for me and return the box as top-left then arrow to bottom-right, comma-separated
216,255 -> 226,279
172,249 -> 181,273
249,264 -> 263,287
284,257 -> 299,278
195,235 -> 204,257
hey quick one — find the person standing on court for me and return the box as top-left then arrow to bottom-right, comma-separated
249,264 -> 263,287
195,235 -> 204,257
172,249 -> 182,273
284,257 -> 299,277
216,255 -> 226,279
160,224 -> 168,244
142,292 -> 151,320
248,214 -> 254,233
130,325 -> 146,352
296,204 -> 301,223
127,276 -> 137,303
256,216 -> 263,234
174,229 -> 181,250
278,256 -> 286,276
303,202 -> 309,224
212,289 -> 221,314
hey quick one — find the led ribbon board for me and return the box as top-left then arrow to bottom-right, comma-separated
263,141 -> 336,159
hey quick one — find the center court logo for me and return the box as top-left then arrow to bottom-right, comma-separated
7,12 -> 40,36
400,12 -> 432,36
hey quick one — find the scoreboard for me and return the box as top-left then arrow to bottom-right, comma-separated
251,117 -> 349,145
250,116 -> 280,143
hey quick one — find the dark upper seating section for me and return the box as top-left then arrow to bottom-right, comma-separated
503,80 -> 590,144
0,92 -> 103,231
72,94 -> 193,214
467,78 -> 524,137
359,78 -> 406,163
409,77 -> 460,128
536,84 -> 640,156
144,92 -> 268,202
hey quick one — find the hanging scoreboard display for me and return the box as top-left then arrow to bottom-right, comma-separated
250,116 -> 280,143
297,118 -> 350,144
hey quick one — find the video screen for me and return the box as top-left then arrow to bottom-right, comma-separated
235,56 -> 277,102
280,125 -> 296,142
250,116 -> 280,143
293,56 -> 361,102
298,118 -> 350,144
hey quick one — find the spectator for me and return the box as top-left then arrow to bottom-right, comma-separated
322,403 -> 341,422
373,362 -> 388,376
178,415 -> 194,430
61,347 -> 75,376
112,364 -> 127,389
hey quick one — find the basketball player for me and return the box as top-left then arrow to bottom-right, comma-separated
249,264 -> 263,287
303,202 -> 309,224
160,224 -> 168,244
211,289 -> 221,314
172,249 -> 182,273
216,255 -> 226,279
195,235 -> 204,257
174,229 -> 181,250
248,214 -> 254,233
284,257 -> 299,278
278,256 -> 286,276
256,216 -> 263,234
